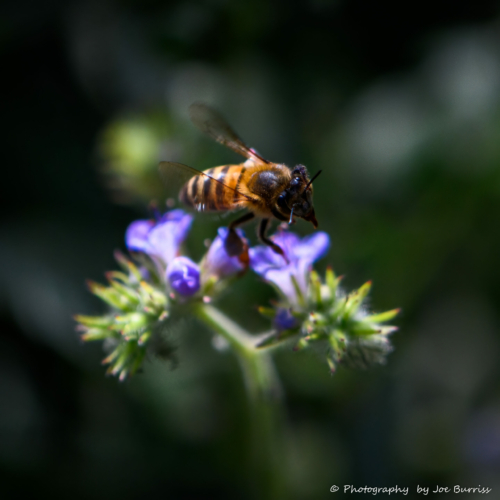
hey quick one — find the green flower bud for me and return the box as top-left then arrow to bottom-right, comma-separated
258,268 -> 399,373
76,254 -> 173,380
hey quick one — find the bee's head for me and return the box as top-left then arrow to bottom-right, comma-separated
276,165 -> 321,228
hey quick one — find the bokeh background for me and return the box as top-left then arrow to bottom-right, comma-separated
2,1 -> 500,498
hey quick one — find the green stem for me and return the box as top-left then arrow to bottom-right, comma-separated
194,303 -> 287,499
193,303 -> 257,354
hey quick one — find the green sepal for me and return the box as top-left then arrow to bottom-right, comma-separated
105,271 -> 131,285
138,281 -> 167,310
258,306 -> 277,319
107,347 -> 130,377
378,325 -> 398,335
293,337 -> 309,351
325,266 -> 336,294
125,348 -> 146,379
309,270 -> 322,308
344,281 -> 372,317
138,330 -> 152,346
363,308 -> 401,324
114,250 -> 143,282
335,330 -> 347,348
330,293 -> 348,319
87,281 -> 134,311
290,275 -> 306,308
325,267 -> 343,300
350,323 -> 382,336
303,332 -> 324,342
80,327 -> 114,342
74,314 -> 114,328
326,356 -> 336,373
104,341 -> 146,381
200,275 -> 218,296
115,312 -> 149,336
107,278 -> 140,306
328,333 -> 342,359
307,311 -> 329,328
102,346 -> 121,365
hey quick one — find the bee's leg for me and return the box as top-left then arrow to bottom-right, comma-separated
225,212 -> 255,256
258,218 -> 288,261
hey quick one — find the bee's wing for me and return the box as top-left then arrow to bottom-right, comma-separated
159,161 -> 206,194
159,161 -> 254,211
189,103 -> 270,164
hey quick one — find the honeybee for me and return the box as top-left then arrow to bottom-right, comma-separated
159,103 -> 321,257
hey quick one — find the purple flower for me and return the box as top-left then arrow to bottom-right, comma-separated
125,209 -> 193,266
274,308 -> 299,331
166,257 -> 200,297
249,230 -> 329,305
203,227 -> 247,279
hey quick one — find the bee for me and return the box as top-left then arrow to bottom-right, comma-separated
159,103 -> 321,258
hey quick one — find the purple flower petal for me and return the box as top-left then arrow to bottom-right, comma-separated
204,227 -> 246,278
294,258 -> 312,299
263,259 -> 310,305
166,256 -> 200,297
264,266 -> 296,302
249,229 -> 330,304
272,231 -> 301,255
249,244 -> 286,275
294,232 -> 330,262
148,214 -> 191,264
125,220 -> 155,253
125,210 -> 193,266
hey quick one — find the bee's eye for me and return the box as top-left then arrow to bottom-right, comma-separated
291,177 -> 301,186
277,193 -> 288,209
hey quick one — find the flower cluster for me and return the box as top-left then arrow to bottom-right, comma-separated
76,209 -> 399,379
251,228 -> 399,372
75,252 -> 168,380
76,209 -> 248,379
125,209 -> 247,296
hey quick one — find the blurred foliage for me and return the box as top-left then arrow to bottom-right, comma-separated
2,0 -> 500,498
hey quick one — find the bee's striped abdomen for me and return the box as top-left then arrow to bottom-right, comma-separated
180,165 -> 244,212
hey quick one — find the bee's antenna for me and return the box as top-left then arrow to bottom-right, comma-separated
304,170 -> 322,191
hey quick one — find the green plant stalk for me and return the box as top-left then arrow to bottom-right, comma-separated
194,303 -> 287,499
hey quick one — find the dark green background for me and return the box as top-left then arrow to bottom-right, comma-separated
2,1 -> 500,498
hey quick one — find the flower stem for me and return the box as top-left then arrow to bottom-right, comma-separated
194,303 -> 287,499
193,303 -> 257,354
